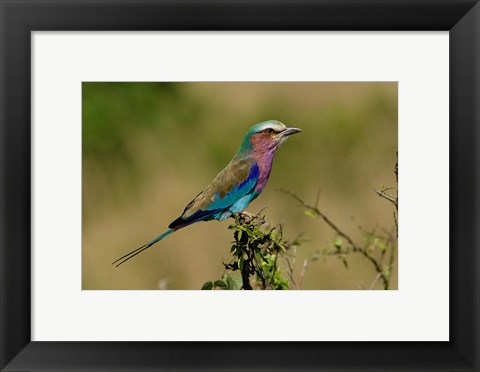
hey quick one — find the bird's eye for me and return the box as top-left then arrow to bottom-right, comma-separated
265,128 -> 274,134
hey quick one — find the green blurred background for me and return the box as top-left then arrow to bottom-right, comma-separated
82,82 -> 397,290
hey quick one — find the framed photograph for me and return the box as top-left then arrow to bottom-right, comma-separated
82,81 -> 398,292
1,1 -> 479,371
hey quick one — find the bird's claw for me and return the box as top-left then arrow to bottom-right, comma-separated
237,211 -> 255,224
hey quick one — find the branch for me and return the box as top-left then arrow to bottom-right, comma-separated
297,259 -> 309,289
373,188 -> 398,209
252,250 -> 273,290
279,188 -> 389,289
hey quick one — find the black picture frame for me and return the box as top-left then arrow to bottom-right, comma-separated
1,1 -> 479,371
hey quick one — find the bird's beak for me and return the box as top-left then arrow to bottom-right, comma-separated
282,127 -> 302,137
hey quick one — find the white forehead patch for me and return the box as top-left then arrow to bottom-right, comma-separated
258,120 -> 286,132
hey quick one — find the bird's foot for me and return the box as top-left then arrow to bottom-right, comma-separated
236,211 -> 255,224
239,211 -> 255,218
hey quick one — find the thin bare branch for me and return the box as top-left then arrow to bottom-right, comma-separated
279,188 -> 390,289
252,251 -> 273,290
368,273 -> 382,290
373,188 -> 398,208
298,259 -> 309,289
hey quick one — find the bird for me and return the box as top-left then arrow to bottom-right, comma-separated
112,120 -> 301,267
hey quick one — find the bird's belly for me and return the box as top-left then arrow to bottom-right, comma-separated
229,194 -> 254,213
215,210 -> 233,221
214,193 -> 255,221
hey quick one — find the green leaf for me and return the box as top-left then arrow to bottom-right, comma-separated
227,275 -> 242,290
304,209 -> 317,218
383,266 -> 391,280
377,241 -> 387,251
226,276 -> 235,290
333,238 -> 342,250
214,280 -> 228,289
363,233 -> 374,242
201,281 -> 213,290
245,228 -> 256,238
340,255 -> 348,269
223,273 -> 242,290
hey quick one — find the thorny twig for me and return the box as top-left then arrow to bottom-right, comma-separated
223,211 -> 293,290
280,158 -> 398,290
298,259 -> 309,289
279,188 -> 391,289
368,273 -> 382,290
373,188 -> 398,208
252,250 -> 273,290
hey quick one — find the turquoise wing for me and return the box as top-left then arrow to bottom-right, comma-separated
169,157 -> 259,229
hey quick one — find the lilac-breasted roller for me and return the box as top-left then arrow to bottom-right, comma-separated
113,120 -> 301,267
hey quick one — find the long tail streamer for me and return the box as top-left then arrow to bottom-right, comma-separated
112,229 -> 174,267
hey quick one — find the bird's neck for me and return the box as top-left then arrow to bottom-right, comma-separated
252,143 -> 276,166
237,136 -> 276,164
237,136 -> 277,192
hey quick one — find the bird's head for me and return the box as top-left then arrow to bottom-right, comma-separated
240,120 -> 302,153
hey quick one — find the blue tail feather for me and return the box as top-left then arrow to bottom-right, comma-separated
112,229 -> 174,267
145,229 -> 174,247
